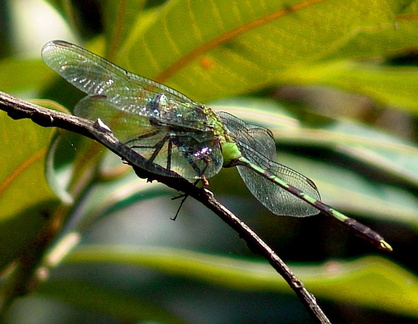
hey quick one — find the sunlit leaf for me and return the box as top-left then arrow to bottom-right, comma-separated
114,0 -> 412,102
0,58 -> 52,95
278,61 -> 418,115
328,4 -> 418,59
0,115 -> 58,269
102,0 -> 148,59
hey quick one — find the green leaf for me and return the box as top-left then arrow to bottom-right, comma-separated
102,0 -> 148,59
320,120 -> 418,187
37,279 -> 187,324
0,58 -> 53,95
278,61 -> 418,115
327,4 -> 418,59
60,246 -> 418,319
0,115 -> 58,269
113,0 -> 411,101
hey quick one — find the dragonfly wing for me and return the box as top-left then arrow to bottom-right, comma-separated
42,41 -> 196,109
75,96 -> 223,179
219,112 -> 320,216
41,40 -> 195,103
42,41 -> 139,97
42,40 -> 218,131
218,112 -> 276,160
74,96 -> 153,142
236,162 -> 320,217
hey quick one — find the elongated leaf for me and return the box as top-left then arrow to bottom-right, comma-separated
102,0 -> 148,59
114,0 -> 412,101
37,279 -> 187,324
328,4 -> 418,59
278,61 -> 418,115
61,246 -> 418,319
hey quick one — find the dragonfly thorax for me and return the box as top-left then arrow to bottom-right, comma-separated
145,93 -> 213,132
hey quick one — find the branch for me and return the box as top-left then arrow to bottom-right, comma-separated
0,90 -> 332,324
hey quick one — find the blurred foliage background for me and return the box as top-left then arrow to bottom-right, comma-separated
1,0 -> 418,323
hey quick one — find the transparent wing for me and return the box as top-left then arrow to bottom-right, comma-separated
42,40 -> 194,104
218,111 -> 320,217
74,96 -> 154,142
76,95 -> 223,179
41,40 -> 216,132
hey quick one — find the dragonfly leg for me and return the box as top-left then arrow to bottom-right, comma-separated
125,129 -> 160,144
178,147 -> 212,180
201,175 -> 209,187
126,131 -> 170,165
166,137 -> 173,171
127,130 -> 215,181
171,178 -> 204,220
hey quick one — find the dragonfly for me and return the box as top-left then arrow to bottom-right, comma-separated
41,40 -> 392,252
